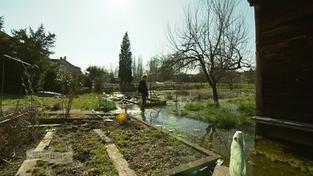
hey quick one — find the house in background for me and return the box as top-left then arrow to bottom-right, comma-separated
249,0 -> 313,147
50,56 -> 82,78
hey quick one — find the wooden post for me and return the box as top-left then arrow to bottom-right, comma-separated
0,62 -> 4,114
254,3 -> 264,116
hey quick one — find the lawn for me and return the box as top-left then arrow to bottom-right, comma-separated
1,93 -> 116,112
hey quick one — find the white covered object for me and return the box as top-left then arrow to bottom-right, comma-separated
229,131 -> 246,176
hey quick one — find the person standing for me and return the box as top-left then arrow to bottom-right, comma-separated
138,75 -> 148,112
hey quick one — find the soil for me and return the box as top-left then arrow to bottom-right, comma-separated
4,118 -> 209,176
0,128 -> 45,176
32,125 -> 118,176
101,120 -> 207,176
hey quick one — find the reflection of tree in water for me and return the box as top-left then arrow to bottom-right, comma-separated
140,112 -> 146,122
141,104 -> 233,157
138,106 -> 163,123
200,125 -> 230,156
148,107 -> 162,124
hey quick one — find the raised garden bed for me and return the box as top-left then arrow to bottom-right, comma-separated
32,125 -> 118,176
6,116 -> 219,176
101,120 -> 218,176
0,130 -> 45,176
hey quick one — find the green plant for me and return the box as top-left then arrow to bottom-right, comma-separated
50,102 -> 61,111
56,70 -> 76,118
166,93 -> 173,100
32,160 -> 49,176
95,98 -> 116,112
184,102 -> 207,111
181,97 -> 254,129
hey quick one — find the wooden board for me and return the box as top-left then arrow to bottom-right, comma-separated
93,129 -> 137,176
252,0 -> 313,123
212,166 -> 229,176
16,130 -> 55,176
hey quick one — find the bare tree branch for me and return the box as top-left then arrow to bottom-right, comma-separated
165,0 -> 250,106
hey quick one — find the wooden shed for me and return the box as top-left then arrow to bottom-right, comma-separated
248,0 -> 313,146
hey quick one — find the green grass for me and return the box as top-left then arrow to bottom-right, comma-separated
222,96 -> 256,116
1,94 -> 38,107
184,102 -> 207,111
1,93 -> 116,112
33,160 -> 49,176
180,96 -> 255,129
94,97 -> 116,112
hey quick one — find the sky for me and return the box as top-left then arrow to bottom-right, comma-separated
0,0 -> 255,71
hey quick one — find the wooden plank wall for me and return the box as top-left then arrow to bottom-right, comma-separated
256,0 -> 313,122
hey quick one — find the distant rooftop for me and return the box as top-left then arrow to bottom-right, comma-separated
50,56 -> 81,70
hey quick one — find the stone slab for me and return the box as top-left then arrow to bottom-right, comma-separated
15,130 -> 54,176
93,129 -> 112,143
93,129 -> 137,176
106,144 -> 137,176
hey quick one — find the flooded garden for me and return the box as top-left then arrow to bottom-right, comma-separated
0,89 -> 312,176
2,0 -> 313,175
118,90 -> 313,176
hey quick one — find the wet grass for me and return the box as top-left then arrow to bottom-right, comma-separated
176,96 -> 255,129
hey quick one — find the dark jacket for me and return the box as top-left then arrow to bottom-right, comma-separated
138,80 -> 148,96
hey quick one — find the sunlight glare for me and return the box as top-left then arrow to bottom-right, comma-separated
107,0 -> 131,7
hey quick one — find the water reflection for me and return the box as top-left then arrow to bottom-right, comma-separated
125,104 -> 253,158
200,125 -> 215,150
140,112 -> 146,122
116,102 -> 309,176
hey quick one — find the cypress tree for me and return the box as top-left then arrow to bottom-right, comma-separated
118,32 -> 133,90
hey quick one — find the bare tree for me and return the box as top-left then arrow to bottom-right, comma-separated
167,0 -> 250,106
148,56 -> 161,82
0,16 -> 3,31
132,56 -> 144,81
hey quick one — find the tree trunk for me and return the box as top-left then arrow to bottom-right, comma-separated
198,62 -> 219,106
212,84 -> 219,107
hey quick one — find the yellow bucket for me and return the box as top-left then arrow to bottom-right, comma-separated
116,113 -> 127,125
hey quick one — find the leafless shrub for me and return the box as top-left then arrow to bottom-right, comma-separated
0,106 -> 42,162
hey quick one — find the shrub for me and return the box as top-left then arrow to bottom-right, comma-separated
184,102 -> 207,111
95,98 -> 116,112
51,102 -> 62,111
182,97 -> 254,129
166,93 -> 173,100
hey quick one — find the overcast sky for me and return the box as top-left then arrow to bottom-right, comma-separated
0,0 -> 255,71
